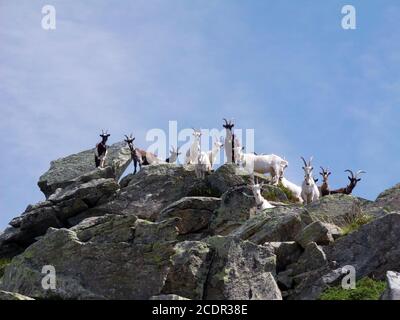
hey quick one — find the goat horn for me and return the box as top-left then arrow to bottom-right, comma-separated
345,170 -> 354,178
301,157 -> 308,167
356,170 -> 366,178
223,118 -> 228,125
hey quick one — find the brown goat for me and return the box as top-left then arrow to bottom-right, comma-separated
124,134 -> 161,174
319,167 -> 331,196
330,169 -> 365,195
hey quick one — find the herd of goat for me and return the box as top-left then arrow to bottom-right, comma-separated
94,119 -> 365,210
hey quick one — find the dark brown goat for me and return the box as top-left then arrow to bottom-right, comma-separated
330,169 -> 365,195
319,167 -> 331,196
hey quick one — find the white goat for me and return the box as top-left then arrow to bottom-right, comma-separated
249,179 -> 275,212
194,151 -> 211,179
185,129 -> 202,165
236,148 -> 289,185
207,138 -> 224,168
300,156 -> 320,204
279,176 -> 304,204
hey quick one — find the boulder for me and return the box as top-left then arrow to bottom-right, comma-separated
290,242 -> 328,275
324,213 -> 400,279
206,164 -> 253,195
264,241 -> 303,272
158,197 -> 221,236
295,221 -> 342,249
0,215 -> 179,300
203,236 -> 281,300
381,271 -> 400,300
286,213 -> 400,300
89,164 -> 214,221
209,186 -> 258,235
0,228 -> 25,258
1,178 -> 119,252
38,141 -> 131,198
1,216 -> 282,300
230,206 -> 311,244
162,241 -> 212,299
305,194 -> 362,227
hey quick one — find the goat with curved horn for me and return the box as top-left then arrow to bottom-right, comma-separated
331,169 -> 366,195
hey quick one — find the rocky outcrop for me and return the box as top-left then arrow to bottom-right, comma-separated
203,236 -> 281,300
158,197 -> 221,237
2,143 -> 400,301
209,186 -> 258,235
295,221 -> 342,249
1,216 -> 179,300
231,206 -> 311,244
324,213 -> 400,279
305,194 -> 362,227
38,142 -> 131,198
90,164 -> 213,221
0,178 -> 119,256
1,215 -> 280,300
283,213 -> 400,299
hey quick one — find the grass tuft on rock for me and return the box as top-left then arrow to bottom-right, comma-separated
319,277 -> 386,300
342,213 -> 374,236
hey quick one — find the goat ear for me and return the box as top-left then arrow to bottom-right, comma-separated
314,178 -> 319,183
357,178 -> 361,182
328,172 -> 331,176
348,176 -> 352,181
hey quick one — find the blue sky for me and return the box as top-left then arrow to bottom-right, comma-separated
1,0 -> 400,230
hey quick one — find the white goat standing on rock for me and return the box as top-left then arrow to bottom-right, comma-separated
185,129 -> 202,165
195,150 -> 211,179
207,138 -> 224,169
300,156 -> 320,204
236,148 -> 289,185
